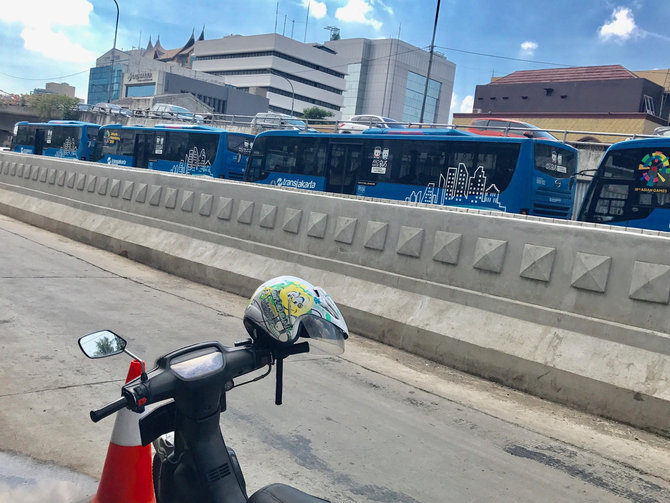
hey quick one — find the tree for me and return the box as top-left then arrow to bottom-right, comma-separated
28,94 -> 80,120
302,106 -> 334,120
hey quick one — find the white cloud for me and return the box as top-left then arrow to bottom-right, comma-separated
302,0 -> 327,19
0,0 -> 96,63
599,7 -> 639,41
336,0 -> 382,30
520,41 -> 538,56
459,95 -> 474,113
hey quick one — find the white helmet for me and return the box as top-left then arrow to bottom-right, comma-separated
243,276 -> 348,354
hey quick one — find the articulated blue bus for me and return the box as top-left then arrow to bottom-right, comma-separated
11,120 -> 100,160
578,137 -> 670,231
93,124 -> 254,180
244,129 -> 578,218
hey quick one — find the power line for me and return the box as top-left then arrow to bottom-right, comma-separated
0,68 -> 91,82
434,45 -> 573,68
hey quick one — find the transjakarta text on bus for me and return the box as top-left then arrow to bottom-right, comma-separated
244,129 -> 577,218
11,120 -> 100,160
578,137 -> 670,231
93,124 -> 254,180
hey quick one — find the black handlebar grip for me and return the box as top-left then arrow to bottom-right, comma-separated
90,395 -> 130,423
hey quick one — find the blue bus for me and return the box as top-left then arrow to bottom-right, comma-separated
11,120 -> 100,160
578,137 -> 670,231
93,124 -> 254,180
244,129 -> 577,218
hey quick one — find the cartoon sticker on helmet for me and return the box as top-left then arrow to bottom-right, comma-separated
255,279 -> 315,341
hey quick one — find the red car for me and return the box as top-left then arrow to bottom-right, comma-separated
467,118 -> 557,140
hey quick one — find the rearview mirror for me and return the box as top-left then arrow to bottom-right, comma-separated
79,330 -> 127,359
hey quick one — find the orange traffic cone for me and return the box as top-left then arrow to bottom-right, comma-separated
92,360 -> 156,503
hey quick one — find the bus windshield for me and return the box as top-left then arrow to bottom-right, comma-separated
578,141 -> 670,228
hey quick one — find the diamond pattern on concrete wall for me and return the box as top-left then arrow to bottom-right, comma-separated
56,170 -> 65,186
48,168 -> 56,184
16,164 -> 24,177
1,162 -> 7,175
283,208 -> 302,233
76,174 -> 86,190
87,174 -> 97,192
39,167 -> 47,182
237,200 -> 254,224
259,204 -> 277,228
135,183 -> 148,203
520,244 -> 556,282
364,221 -> 388,251
217,197 -> 233,220
307,212 -> 328,238
334,216 -> 357,244
31,166 -> 39,180
199,194 -> 213,216
110,179 -> 121,197
571,252 -> 611,293
24,165 -> 32,179
165,187 -> 178,208
433,231 -> 462,265
122,181 -> 134,200
397,226 -> 424,258
97,177 -> 109,195
629,261 -> 670,304
181,191 -> 195,212
473,238 -> 507,273
148,185 -> 162,206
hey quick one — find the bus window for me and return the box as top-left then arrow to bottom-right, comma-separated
227,134 -> 253,156
534,143 -> 575,178
326,143 -> 362,194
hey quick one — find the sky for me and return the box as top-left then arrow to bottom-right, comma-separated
1,0 -> 670,120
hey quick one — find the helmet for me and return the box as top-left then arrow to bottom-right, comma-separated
243,276 -> 348,354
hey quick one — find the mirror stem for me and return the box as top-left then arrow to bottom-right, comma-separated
123,348 -> 148,381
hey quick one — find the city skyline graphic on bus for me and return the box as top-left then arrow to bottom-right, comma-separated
172,146 -> 213,176
54,137 -> 78,158
405,162 -> 506,211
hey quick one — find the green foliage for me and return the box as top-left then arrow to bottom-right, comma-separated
302,106 -> 334,120
28,94 -> 80,120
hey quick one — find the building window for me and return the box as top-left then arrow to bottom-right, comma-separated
402,71 -> 441,123
126,84 -> 156,97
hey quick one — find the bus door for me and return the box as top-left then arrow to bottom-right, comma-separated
34,128 -> 45,155
326,142 -> 363,194
133,131 -> 154,169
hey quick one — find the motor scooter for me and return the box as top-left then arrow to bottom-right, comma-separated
79,326 -> 340,503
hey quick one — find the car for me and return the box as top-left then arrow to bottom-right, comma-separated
93,102 -> 123,115
150,104 -> 204,123
467,118 -> 557,140
251,112 -> 312,130
337,114 -> 406,133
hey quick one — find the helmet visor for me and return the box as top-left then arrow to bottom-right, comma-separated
294,314 -> 346,355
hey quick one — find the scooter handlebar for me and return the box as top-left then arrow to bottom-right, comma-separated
90,395 -> 131,423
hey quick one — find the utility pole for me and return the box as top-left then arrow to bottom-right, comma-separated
419,0 -> 440,124
106,0 -> 119,103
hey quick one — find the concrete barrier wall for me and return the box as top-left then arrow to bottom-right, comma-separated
2,151 -> 670,435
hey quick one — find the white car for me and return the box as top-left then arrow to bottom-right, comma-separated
337,114 -> 406,133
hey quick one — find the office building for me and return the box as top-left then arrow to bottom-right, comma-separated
324,38 -> 455,123
192,34 -> 346,118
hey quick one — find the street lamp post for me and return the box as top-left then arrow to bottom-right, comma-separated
419,0 -> 440,125
106,0 -> 120,103
276,73 -> 295,116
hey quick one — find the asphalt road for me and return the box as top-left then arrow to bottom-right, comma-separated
1,213 -> 670,503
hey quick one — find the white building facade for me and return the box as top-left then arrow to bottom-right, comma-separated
192,34 -> 346,119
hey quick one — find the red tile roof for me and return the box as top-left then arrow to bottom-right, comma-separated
490,65 -> 638,85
